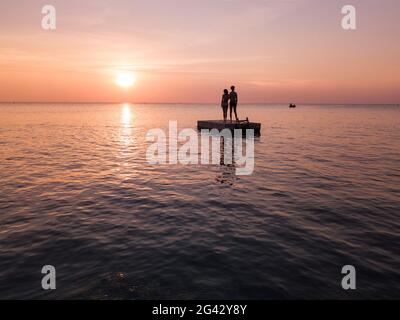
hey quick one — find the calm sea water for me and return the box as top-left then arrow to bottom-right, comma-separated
0,103 -> 399,299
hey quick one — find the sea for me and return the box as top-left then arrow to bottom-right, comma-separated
0,103 -> 399,299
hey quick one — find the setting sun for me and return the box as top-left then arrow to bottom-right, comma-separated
116,71 -> 136,88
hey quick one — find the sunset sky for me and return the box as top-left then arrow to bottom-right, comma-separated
1,0 -> 399,103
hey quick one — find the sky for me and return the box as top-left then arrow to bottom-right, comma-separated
0,0 -> 399,103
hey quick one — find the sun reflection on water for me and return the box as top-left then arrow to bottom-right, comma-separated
121,103 -> 133,126
119,103 -> 136,150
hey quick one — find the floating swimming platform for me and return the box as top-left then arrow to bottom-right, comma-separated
197,118 -> 261,136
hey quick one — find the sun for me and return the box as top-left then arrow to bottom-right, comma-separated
116,71 -> 136,88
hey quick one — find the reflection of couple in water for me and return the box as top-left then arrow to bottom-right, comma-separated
216,136 -> 236,186
221,85 -> 239,122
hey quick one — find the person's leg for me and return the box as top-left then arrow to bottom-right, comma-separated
233,104 -> 239,121
229,104 -> 233,121
223,106 -> 227,121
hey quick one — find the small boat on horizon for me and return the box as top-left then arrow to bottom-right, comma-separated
289,103 -> 297,108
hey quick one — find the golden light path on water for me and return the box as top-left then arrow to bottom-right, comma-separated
117,103 -> 137,179
121,103 -> 133,127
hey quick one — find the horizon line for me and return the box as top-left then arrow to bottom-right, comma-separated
0,101 -> 399,106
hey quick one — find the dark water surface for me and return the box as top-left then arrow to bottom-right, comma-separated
0,103 -> 399,299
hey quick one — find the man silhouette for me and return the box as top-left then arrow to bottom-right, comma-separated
229,86 -> 239,122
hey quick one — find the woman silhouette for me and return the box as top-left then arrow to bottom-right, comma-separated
221,89 -> 230,122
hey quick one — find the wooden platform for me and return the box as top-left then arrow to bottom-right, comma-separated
197,119 -> 261,136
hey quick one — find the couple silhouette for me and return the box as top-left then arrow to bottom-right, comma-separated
221,86 -> 239,122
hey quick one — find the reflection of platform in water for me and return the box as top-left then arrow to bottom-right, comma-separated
197,119 -> 261,136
